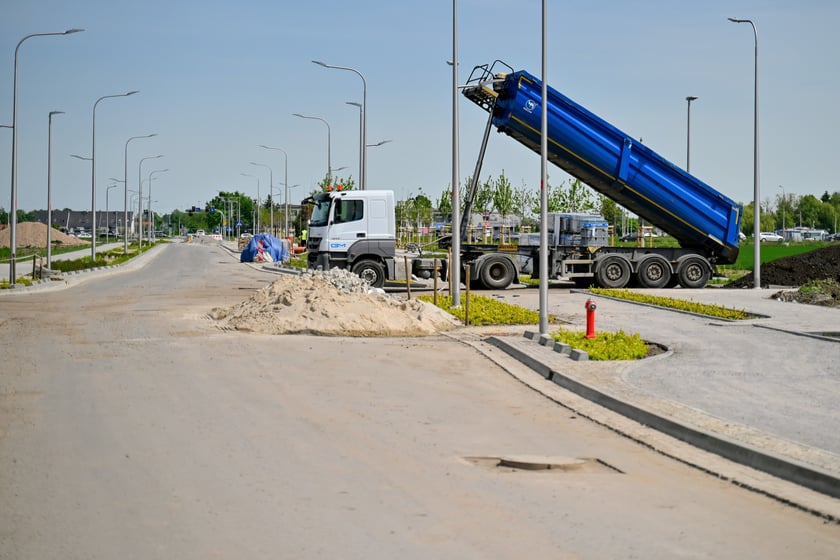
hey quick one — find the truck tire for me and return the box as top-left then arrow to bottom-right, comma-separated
478,256 -> 515,289
636,255 -> 672,289
351,259 -> 386,288
595,255 -> 631,289
676,256 -> 711,289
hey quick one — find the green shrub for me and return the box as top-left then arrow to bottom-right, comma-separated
418,294 -> 542,326
552,328 -> 649,360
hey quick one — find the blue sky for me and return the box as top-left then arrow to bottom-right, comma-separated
2,0 -> 838,216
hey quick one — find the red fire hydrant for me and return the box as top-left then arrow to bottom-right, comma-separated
585,299 -> 597,339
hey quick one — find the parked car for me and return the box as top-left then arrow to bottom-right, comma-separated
759,232 -> 783,242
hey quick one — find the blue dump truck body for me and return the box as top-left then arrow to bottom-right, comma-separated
466,65 -> 742,266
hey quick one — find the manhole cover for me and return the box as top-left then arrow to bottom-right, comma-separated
465,455 -> 622,474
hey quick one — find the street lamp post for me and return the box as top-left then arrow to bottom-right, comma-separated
313,61 -> 367,190
685,96 -> 698,173
105,184 -> 118,244
8,28 -> 83,286
124,133 -> 157,252
138,154 -> 163,247
241,173 -> 259,233
292,113 -> 331,183
91,90 -> 139,259
250,162 -> 273,234
147,169 -> 168,242
729,16 -> 760,289
259,145 -> 289,237
778,185 -> 785,236
346,101 -> 363,185
46,110 -> 64,268
451,0 -> 461,308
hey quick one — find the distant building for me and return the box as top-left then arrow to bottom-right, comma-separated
32,210 -> 136,236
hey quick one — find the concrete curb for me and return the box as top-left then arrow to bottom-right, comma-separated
486,334 -> 840,501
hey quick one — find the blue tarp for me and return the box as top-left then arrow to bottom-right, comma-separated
240,234 -> 290,263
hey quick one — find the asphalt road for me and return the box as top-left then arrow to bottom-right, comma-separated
1,242 -> 839,559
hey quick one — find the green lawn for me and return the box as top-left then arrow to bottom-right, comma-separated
720,241 -> 832,272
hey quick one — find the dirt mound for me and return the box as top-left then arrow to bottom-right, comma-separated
209,268 -> 461,337
727,244 -> 840,289
0,222 -> 86,249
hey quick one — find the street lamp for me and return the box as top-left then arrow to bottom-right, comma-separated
91,90 -> 139,259
451,0 -> 462,308
729,16 -> 761,289
105,184 -> 118,244
250,162 -> 273,234
46,110 -> 64,268
138,154 -> 163,247
147,169 -> 168,242
778,185 -> 785,236
259,145 -> 289,237
8,28 -> 84,287
292,113 -> 331,183
313,60 -> 367,190
124,133 -> 157,252
685,96 -> 698,173
241,172 -> 259,232
346,101 -> 363,185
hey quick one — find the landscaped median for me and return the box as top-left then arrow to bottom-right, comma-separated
418,293 -> 651,361
587,287 -> 758,320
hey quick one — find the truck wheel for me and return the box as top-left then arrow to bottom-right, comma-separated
351,260 -> 386,288
595,255 -> 631,289
636,255 -> 671,289
479,256 -> 515,289
676,256 -> 710,289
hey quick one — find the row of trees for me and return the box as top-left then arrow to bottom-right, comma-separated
739,190 -> 840,234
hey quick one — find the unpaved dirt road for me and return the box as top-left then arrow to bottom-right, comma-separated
1,242 -> 838,559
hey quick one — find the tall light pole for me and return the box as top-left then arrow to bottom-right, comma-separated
346,101 -> 363,185
685,96 -> 698,173
147,169 -> 168,241
241,173 -> 259,232
539,0 -> 549,334
259,145 -> 289,237
138,154 -> 163,248
8,28 -> 83,286
292,113 -> 331,183
451,0 -> 461,308
91,90 -> 138,259
250,162 -> 273,234
778,184 -> 785,236
45,110 -> 65,266
729,16 -> 760,289
124,133 -> 156,252
313,61 -> 367,190
105,184 -> 118,244
46,110 -> 64,269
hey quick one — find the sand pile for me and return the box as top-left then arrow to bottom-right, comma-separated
0,222 -> 86,248
210,268 -> 461,337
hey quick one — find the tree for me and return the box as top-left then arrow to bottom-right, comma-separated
513,181 -> 536,223
493,170 -> 514,221
599,196 -> 623,233
436,186 -> 452,218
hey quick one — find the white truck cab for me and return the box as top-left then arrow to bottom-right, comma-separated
304,190 -> 396,287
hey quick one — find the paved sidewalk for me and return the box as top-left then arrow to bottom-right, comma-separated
468,286 -> 839,513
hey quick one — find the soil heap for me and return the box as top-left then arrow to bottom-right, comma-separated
0,222 -> 86,248
727,244 -> 840,289
210,268 -> 461,337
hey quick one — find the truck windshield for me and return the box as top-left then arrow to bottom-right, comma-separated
308,193 -> 332,227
